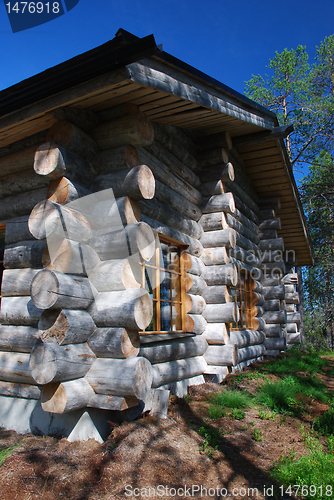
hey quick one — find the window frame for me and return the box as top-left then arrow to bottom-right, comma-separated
230,269 -> 256,331
140,233 -> 187,336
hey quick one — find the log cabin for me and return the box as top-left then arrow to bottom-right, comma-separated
0,29 -> 313,440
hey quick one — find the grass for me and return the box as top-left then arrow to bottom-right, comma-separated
209,389 -> 253,409
0,445 -> 18,466
255,377 -> 301,415
315,408 -> 334,435
251,429 -> 263,442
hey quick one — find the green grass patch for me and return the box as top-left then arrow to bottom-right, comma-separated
263,346 -> 330,376
209,389 -> 253,409
230,408 -> 245,420
255,377 -> 301,415
315,408 -> 334,435
0,445 -> 18,466
251,428 -> 263,442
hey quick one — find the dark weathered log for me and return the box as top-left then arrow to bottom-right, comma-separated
0,381 -> 41,400
88,289 -> 152,330
28,200 -> 93,242
43,239 -> 100,276
202,285 -> 231,304
234,125 -> 293,148
47,177 -> 91,205
90,222 -> 155,262
259,218 -> 281,231
92,145 -> 140,175
237,344 -> 265,363
3,240 -> 46,269
0,188 -> 47,220
259,238 -> 284,252
49,106 -> 100,132
286,323 -> 298,334
0,169 -> 50,200
259,208 -> 275,219
231,208 -> 259,237
262,299 -> 280,311
139,198 -> 203,240
202,264 -> 238,286
85,356 -> 153,400
286,304 -> 296,312
29,341 -> 96,385
93,113 -> 154,149
97,102 -> 139,121
31,270 -> 94,310
235,231 -> 259,255
39,309 -> 96,345
181,254 -> 205,276
91,165 -> 155,201
200,228 -> 236,249
0,352 -> 35,384
186,274 -> 207,295
138,148 -> 202,206
262,275 -> 282,287
253,317 -> 266,331
201,246 -> 229,266
263,285 -> 285,300
141,215 -> 203,257
284,284 -> 295,293
199,212 -> 225,232
252,280 -> 263,294
230,329 -> 265,348
0,296 -> 43,326
46,121 -> 100,161
253,292 -> 264,306
88,328 -> 140,358
203,303 -> 239,323
151,356 -> 207,388
260,249 -> 285,263
259,229 -> 278,240
80,195 -> 141,230
228,191 -> 259,225
264,324 -> 282,337
185,314 -> 207,334
89,258 -> 141,292
153,180 -> 201,221
264,338 -> 286,351
0,145 -> 37,178
1,268 -> 39,296
200,163 -> 234,182
139,336 -> 207,364
199,180 -> 223,196
198,148 -> 229,168
0,325 -> 39,352
5,216 -> 34,245
262,310 -> 287,324
204,345 -> 238,366
285,292 -> 300,305
258,197 -> 281,211
202,322 -> 230,345
197,131 -> 233,151
287,312 -> 301,324
229,246 -> 261,268
34,142 -> 96,187
286,332 -> 300,344
201,193 -> 235,214
224,213 -> 259,244
227,257 -> 262,280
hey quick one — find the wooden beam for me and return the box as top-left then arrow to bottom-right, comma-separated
234,125 -> 293,148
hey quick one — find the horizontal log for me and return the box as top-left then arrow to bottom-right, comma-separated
202,323 -> 230,345
204,344 -> 238,366
151,356 -> 207,388
185,314 -> 207,334
234,125 -> 293,148
80,195 -> 141,230
88,328 -> 140,359
262,275 -> 282,287
197,147 -> 229,168
202,264 -> 238,286
227,257 -> 262,280
39,309 -> 96,345
0,325 -> 39,352
262,310 -> 287,324
231,208 -> 259,238
201,247 -> 229,266
235,232 -> 259,255
139,336 -> 208,364
286,304 -> 296,312
263,324 -> 282,337
0,381 -> 41,400
265,349 -> 280,357
286,323 -> 298,333
0,352 -> 35,384
5,216 -> 34,245
199,163 -> 234,182
203,365 -> 229,375
199,180 -> 223,197
46,121 -> 100,161
0,188 -> 47,221
181,254 -> 205,276
0,145 -> 36,179
202,285 -> 232,304
141,215 -> 203,257
259,218 -> 281,231
139,198 -> 203,240
259,238 -> 284,252
92,113 -> 154,149
263,285 -> 285,300
253,292 -> 264,306
88,258 -> 141,292
264,338 -> 286,351
31,270 -> 94,310
285,292 -> 300,304
0,169 -> 50,199
253,317 -> 266,331
199,212 -> 225,232
43,239 -> 100,276
282,273 -> 298,285
203,303 -> 239,323
258,197 -> 281,211
90,222 -> 156,262
237,344 -> 265,363
229,245 -> 261,268
224,213 -> 259,245
259,208 -> 275,219
91,145 -> 140,175
286,333 -> 300,344
201,193 -> 235,214
252,280 -> 263,294
91,165 -> 155,201
97,102 -> 139,121
49,106 -> 100,132
1,268 -> 39,296
200,228 -> 236,249
0,296 -> 43,326
138,148 -> 202,206
229,329 -> 265,348
263,299 -> 280,311
154,180 -> 201,221
197,131 -> 233,151
284,284 -> 295,293
29,341 -> 96,385
34,142 -> 95,187
186,274 -> 207,295
185,294 -> 206,314
88,289 -> 153,330
85,356 -> 153,400
4,240 -> 47,269
259,229 -> 278,240
228,191 -> 259,225
47,177 -> 91,205
287,312 -> 301,324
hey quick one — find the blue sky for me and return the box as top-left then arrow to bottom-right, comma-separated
0,0 -> 333,96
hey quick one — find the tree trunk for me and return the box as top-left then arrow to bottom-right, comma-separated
202,264 -> 238,286
185,314 -> 207,334
203,303 -> 239,323
201,193 -> 235,214
229,329 -> 265,348
47,177 -> 91,205
39,309 -> 96,345
43,239 -> 100,276
0,381 -> 40,400
200,228 -> 236,249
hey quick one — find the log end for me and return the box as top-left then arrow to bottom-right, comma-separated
136,165 -> 155,199
132,357 -> 153,400
134,291 -> 153,330
34,143 -> 64,179
137,114 -> 155,146
136,222 -> 156,262
41,382 -> 66,413
30,269 -> 59,309
30,342 -> 57,385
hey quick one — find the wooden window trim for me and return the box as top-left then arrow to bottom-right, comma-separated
230,269 -> 255,331
141,233 -> 187,335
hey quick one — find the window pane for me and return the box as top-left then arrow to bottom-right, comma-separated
171,303 -> 182,331
160,270 -> 171,300
160,302 -> 171,331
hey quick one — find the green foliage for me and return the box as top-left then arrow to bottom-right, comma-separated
251,429 -> 263,442
256,377 -> 301,415
0,445 -> 17,467
198,424 -> 222,456
258,409 -> 277,420
230,408 -> 245,420
208,405 -> 225,419
315,408 -> 334,435
209,389 -> 253,409
262,346 -> 329,375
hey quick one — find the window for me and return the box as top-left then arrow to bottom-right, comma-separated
230,269 -> 255,330
140,235 -> 186,334
0,224 -> 5,301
